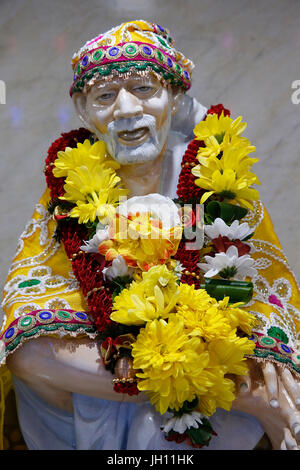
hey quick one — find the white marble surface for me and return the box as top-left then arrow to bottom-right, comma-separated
0,0 -> 299,305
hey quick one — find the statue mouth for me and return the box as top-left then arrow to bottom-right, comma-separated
117,127 -> 150,146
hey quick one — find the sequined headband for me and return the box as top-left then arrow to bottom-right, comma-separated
70,20 -> 194,96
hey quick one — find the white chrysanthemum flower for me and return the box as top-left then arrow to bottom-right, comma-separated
80,225 -> 109,253
198,245 -> 257,280
161,411 -> 205,435
102,255 -> 134,281
204,218 -> 253,241
174,261 -> 184,280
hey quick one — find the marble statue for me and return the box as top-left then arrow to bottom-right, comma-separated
1,20 -> 300,451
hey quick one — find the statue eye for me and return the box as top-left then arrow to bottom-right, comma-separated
96,92 -> 115,102
133,86 -> 153,94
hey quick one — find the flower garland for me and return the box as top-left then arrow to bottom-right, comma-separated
45,104 -> 263,448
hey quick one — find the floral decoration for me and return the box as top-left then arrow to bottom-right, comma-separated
44,103 -> 265,448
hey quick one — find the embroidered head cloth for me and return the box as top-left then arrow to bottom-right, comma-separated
70,19 -> 194,96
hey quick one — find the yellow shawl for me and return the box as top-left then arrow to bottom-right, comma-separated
0,188 -> 300,449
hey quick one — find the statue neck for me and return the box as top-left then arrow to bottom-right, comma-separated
116,144 -> 166,197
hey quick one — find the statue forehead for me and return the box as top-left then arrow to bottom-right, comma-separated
83,69 -> 169,95
70,20 -> 194,97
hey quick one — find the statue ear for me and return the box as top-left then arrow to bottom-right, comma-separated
170,87 -> 184,116
72,92 -> 92,129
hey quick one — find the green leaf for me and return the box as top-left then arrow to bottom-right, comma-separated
111,276 -> 133,301
171,397 -> 199,416
206,201 -> 221,220
201,278 -> 254,304
230,204 -> 248,221
242,231 -> 254,241
205,200 -> 248,224
112,288 -> 120,302
86,220 -> 99,239
186,419 -> 214,446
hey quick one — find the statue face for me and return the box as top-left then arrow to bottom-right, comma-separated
78,73 -> 177,165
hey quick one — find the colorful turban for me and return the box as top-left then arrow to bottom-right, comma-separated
70,20 -> 194,96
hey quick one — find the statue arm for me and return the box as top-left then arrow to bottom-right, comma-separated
232,358 -> 300,450
1,187 -> 146,413
6,335 -> 147,409
231,201 -> 300,449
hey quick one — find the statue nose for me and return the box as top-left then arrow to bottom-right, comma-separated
113,88 -> 143,120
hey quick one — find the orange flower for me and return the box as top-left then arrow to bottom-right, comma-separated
98,211 -> 182,271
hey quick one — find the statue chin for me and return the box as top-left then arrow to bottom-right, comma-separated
92,130 -> 167,165
108,141 -> 164,165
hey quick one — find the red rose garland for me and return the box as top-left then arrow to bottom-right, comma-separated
45,128 -> 114,333
177,138 -> 204,201
206,103 -> 231,117
44,128 -> 91,201
173,241 -> 202,288
177,103 -> 231,200
176,104 -> 231,287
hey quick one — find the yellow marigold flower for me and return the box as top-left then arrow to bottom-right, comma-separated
193,113 -> 252,159
193,167 -> 260,210
175,285 -> 231,340
175,285 -> 257,342
132,316 -> 210,414
126,284 -> 256,416
176,283 -> 215,309
196,372 -> 236,416
184,304 -> 234,341
63,166 -> 119,197
53,139 -> 119,178
70,199 -> 118,225
110,265 -> 179,326
175,284 -> 231,340
208,333 -> 256,376
194,113 -> 246,141
216,297 -> 258,335
192,148 -> 260,208
194,145 -> 260,183
192,116 -> 260,209
139,264 -> 179,300
198,134 -> 255,160
60,165 -> 128,224
196,396 -> 218,417
111,280 -> 159,325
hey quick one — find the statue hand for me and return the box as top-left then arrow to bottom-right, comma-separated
232,358 -> 300,450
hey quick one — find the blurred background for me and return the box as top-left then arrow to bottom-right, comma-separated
0,0 -> 300,301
